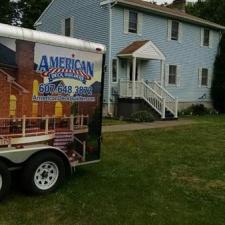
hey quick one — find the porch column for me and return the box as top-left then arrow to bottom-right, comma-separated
132,57 -> 136,99
160,60 -> 165,86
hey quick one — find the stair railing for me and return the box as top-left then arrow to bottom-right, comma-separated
148,81 -> 178,118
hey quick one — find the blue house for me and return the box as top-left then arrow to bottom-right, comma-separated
34,0 -> 225,118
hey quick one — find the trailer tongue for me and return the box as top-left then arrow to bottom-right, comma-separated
0,23 -> 106,200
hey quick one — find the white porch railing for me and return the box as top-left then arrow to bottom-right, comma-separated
0,115 -> 89,138
119,80 -> 178,119
147,81 -> 178,118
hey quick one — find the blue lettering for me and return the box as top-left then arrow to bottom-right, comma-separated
38,55 -> 48,72
59,57 -> 65,68
75,60 -> 81,70
87,62 -> 94,77
50,56 -> 59,68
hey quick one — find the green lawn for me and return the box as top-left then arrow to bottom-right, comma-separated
102,118 -> 131,126
0,115 -> 225,225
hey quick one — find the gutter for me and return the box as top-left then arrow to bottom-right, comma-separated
104,1 -> 118,115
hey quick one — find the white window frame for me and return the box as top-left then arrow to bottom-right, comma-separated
168,20 -> 182,43
165,64 -> 181,87
124,9 -> 143,36
61,17 -> 74,37
198,67 -> 212,88
201,28 -> 212,48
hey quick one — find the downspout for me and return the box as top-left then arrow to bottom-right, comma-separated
107,1 -> 117,115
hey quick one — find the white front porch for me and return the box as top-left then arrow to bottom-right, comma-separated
116,40 -> 178,119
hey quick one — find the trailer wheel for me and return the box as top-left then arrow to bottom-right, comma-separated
0,161 -> 11,201
21,152 -> 66,195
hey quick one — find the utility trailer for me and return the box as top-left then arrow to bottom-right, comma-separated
0,23 -> 106,200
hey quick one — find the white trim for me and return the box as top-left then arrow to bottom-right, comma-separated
100,0 -> 115,6
137,12 -> 143,36
168,20 -> 172,41
124,9 -> 129,34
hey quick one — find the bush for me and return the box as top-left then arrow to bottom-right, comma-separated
211,33 -> 225,113
130,111 -> 155,122
180,104 -> 210,116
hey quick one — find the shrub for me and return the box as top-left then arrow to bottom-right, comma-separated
180,104 -> 210,116
211,33 -> 225,113
130,111 -> 155,122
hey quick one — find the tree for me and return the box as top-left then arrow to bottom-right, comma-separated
186,0 -> 225,26
18,0 -> 51,29
0,0 -> 14,24
211,34 -> 225,113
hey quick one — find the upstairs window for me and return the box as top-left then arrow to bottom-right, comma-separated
171,21 -> 179,41
65,18 -> 71,37
169,65 -> 177,85
62,17 -> 74,37
203,29 -> 210,47
129,11 -> 138,33
124,9 -> 143,35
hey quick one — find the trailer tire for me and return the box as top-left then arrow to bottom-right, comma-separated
0,161 -> 11,201
21,152 -> 66,195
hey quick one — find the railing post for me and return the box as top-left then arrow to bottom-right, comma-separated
45,116 -> 49,135
70,114 -> 74,131
22,115 -> 26,137
83,141 -> 86,161
81,115 -> 84,128
162,98 -> 166,119
175,97 -> 178,118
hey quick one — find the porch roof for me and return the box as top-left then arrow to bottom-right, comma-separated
117,40 -> 165,60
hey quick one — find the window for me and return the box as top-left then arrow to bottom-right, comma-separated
171,21 -> 179,41
169,65 -> 177,85
55,102 -> 63,117
9,95 -> 17,116
65,18 -> 71,37
129,11 -> 138,33
203,29 -> 210,47
32,103 -> 38,117
112,59 -> 117,82
33,80 -> 39,96
201,68 -> 208,86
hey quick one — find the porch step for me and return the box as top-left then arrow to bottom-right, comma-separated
53,131 -> 73,151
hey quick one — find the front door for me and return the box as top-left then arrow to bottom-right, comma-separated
128,60 -> 141,81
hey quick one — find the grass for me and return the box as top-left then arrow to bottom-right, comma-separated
0,115 -> 225,225
102,118 -> 131,126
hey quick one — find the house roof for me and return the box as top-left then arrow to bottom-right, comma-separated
0,43 -> 17,68
118,40 -> 165,60
116,0 -> 225,30
118,40 -> 148,55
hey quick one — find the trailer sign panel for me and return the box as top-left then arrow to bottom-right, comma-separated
0,37 -> 104,163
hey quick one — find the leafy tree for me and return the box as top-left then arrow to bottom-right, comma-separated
211,34 -> 225,113
186,0 -> 225,26
0,0 -> 14,24
17,0 -> 51,29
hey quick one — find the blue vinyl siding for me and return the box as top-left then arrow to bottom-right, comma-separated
37,1 -> 221,105
111,6 -> 220,102
36,0 -> 110,102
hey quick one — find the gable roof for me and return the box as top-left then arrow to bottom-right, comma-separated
116,0 -> 225,30
118,40 -> 165,60
118,40 -> 148,55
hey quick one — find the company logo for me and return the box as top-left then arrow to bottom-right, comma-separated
37,54 -> 94,84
